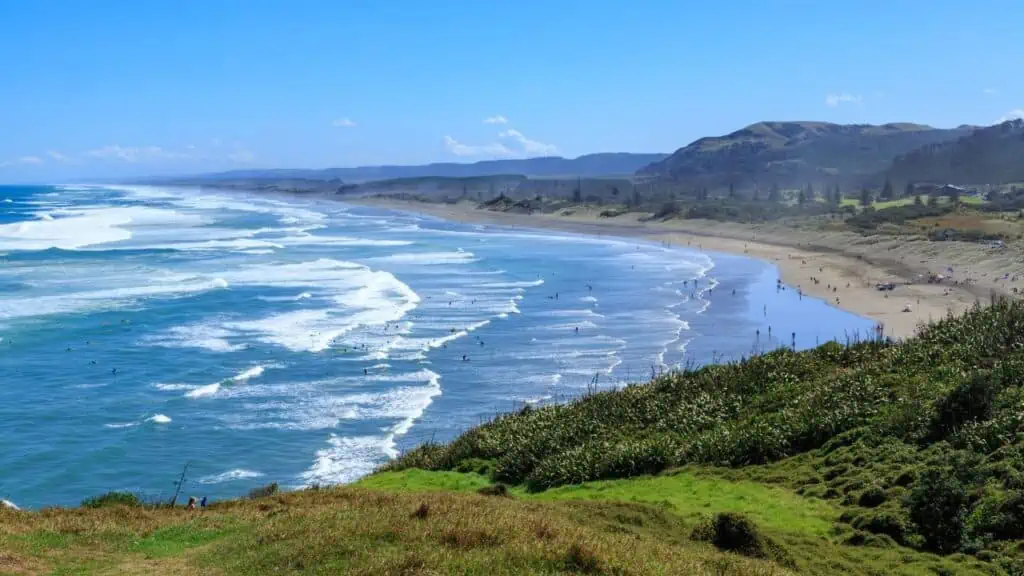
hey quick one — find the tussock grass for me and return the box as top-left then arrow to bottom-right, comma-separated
0,486 -> 793,575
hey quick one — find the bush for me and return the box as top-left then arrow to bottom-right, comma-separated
81,492 -> 142,509
931,372 -> 1001,441
690,513 -> 793,567
858,486 -> 888,508
907,468 -> 970,553
477,483 -> 509,497
247,482 -> 280,500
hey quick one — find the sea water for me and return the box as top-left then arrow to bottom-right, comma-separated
0,185 -> 876,508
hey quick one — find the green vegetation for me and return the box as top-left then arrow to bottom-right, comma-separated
385,299 -> 1024,573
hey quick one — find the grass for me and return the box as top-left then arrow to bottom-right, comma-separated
0,486 -> 797,575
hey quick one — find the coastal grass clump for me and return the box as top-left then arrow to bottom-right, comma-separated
384,299 -> 1024,565
0,485 -> 797,575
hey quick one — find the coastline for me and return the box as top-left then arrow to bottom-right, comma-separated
349,198 -> 1009,339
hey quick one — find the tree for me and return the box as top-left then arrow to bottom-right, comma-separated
914,194 -> 924,206
904,182 -> 915,198
768,183 -> 781,202
798,188 -> 808,205
610,186 -> 620,197
859,187 -> 874,207
880,179 -> 894,201
632,186 -> 642,208
804,183 -> 815,203
752,187 -> 761,201
572,186 -> 582,203
831,185 -> 842,206
948,187 -> 961,207
927,193 -> 939,207
728,182 -> 737,199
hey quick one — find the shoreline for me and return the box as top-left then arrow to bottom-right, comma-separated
349,198 -> 995,339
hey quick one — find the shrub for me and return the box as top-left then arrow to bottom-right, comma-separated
477,483 -> 509,497
690,513 -> 794,567
81,492 -> 142,509
858,486 -> 888,508
907,468 -> 970,553
410,502 -> 429,520
247,482 -> 279,500
931,372 -> 1001,440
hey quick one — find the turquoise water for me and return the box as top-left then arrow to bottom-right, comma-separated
0,185 -> 876,509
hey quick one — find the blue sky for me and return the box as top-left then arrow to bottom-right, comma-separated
1,0 -> 1022,182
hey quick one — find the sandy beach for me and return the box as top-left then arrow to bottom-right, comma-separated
352,199 -> 1023,339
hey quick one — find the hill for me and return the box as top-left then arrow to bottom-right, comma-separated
883,120 -> 1024,187
639,121 -> 973,191
5,301 -> 1024,575
168,153 -> 668,183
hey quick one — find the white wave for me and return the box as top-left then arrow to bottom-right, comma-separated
220,260 -> 420,353
0,275 -> 231,322
154,383 -> 195,391
104,421 -> 139,429
299,370 -> 442,485
199,469 -> 264,484
147,414 -> 172,424
2,198 -> 11,203
184,364 -> 276,399
0,205 -> 208,251
185,382 -> 221,398
37,213 -> 54,221
474,279 -> 544,288
369,251 -> 477,265
146,324 -> 244,353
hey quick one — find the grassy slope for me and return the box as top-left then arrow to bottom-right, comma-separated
382,299 -> 1024,575
1,484 -> 793,576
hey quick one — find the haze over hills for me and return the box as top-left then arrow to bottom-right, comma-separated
638,121 -> 976,190
170,152 -> 668,183
883,119 -> 1024,187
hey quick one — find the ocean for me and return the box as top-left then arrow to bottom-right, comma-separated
0,185 -> 876,509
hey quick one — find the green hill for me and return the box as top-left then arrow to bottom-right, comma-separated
5,300 -> 1024,575
639,121 -> 972,190
883,120 -> 1024,187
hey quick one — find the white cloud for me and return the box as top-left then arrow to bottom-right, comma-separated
984,88 -> 998,95
332,118 -> 356,128
442,135 -> 514,157
0,156 -> 44,168
86,145 -> 186,162
499,129 -> 558,155
227,150 -> 256,163
47,150 -> 71,162
825,93 -> 863,107
483,115 -> 508,125
998,109 -> 1024,123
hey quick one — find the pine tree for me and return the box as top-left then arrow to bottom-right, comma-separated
881,179 -> 894,201
804,182 -> 815,203
859,187 -> 874,207
728,182 -> 737,199
904,182 -> 915,199
768,183 -> 781,202
914,194 -> 924,206
798,188 -> 808,205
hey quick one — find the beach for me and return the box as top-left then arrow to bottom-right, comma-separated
353,199 -> 1019,339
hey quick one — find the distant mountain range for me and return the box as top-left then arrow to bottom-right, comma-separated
144,121 -> 1024,195
637,121 -> 976,189
883,120 -> 1024,187
176,153 -> 668,183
